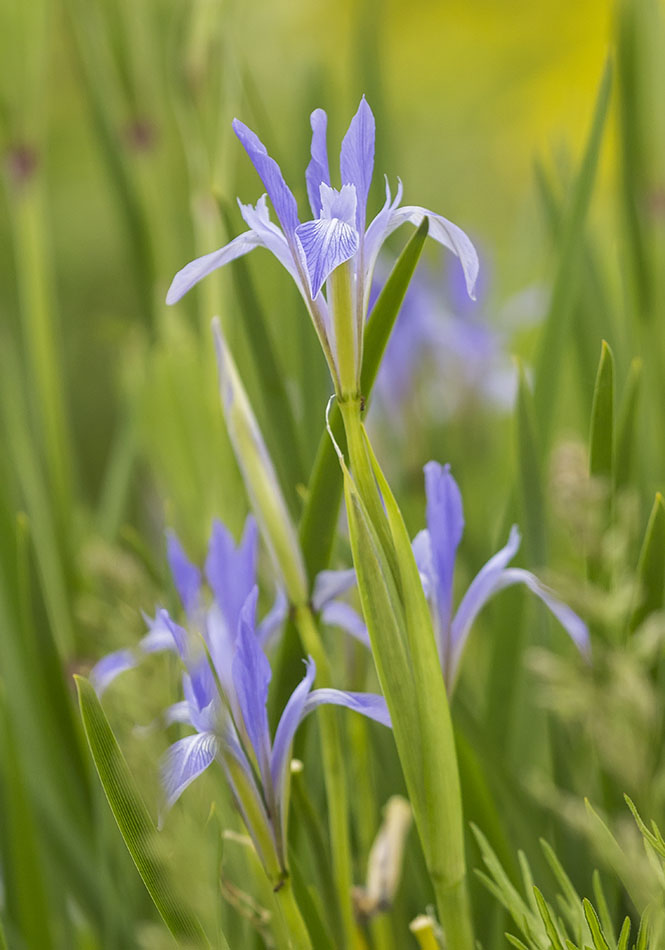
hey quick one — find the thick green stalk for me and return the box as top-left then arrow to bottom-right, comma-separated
294,606 -> 361,950
337,401 -> 474,948
273,876 -> 313,950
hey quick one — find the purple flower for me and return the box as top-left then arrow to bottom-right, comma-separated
414,462 -> 590,691
91,518 -> 390,879
166,97 -> 478,397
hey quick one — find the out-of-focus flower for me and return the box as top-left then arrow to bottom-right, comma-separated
371,258 -> 543,422
167,97 -> 478,398
91,520 -> 390,882
415,461 -> 590,690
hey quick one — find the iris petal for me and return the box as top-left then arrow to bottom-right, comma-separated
161,732 -> 218,814
232,119 -> 300,238
295,217 -> 359,299
424,462 -> 465,638
340,96 -> 375,232
306,109 -> 330,218
232,588 -> 273,789
166,232 -> 262,305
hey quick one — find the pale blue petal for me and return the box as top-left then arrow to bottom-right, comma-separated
90,649 -> 137,696
166,532 -> 201,617
237,196 -> 304,283
256,588 -> 288,648
204,603 -> 236,706
319,183 -> 357,226
304,688 -> 392,729
411,529 -> 434,599
163,701 -> 192,726
270,658 -> 316,795
340,96 -> 375,231
321,601 -> 370,648
363,177 -> 403,297
139,610 -> 178,654
158,608 -> 190,660
161,732 -> 218,814
295,217 -> 359,299
386,205 -> 479,299
205,515 -> 257,636
166,232 -> 261,305
232,588 -> 272,789
312,568 -> 357,610
233,119 -> 300,238
424,462 -> 464,637
306,109 -> 330,217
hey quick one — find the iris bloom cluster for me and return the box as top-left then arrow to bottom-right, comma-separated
166,97 -> 479,399
324,462 -> 589,692
91,516 -> 390,881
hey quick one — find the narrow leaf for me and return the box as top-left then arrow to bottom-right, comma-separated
589,341 -> 615,485
615,357 -> 642,492
75,676 -> 212,947
533,887 -> 566,950
582,898 -> 611,950
516,361 -> 546,564
629,493 -> 665,632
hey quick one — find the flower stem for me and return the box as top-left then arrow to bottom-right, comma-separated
294,605 -> 361,949
272,875 -> 313,950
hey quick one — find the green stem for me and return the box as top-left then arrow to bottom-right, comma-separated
294,606 -> 360,949
273,876 -> 313,950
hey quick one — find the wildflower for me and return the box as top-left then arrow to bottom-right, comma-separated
167,97 -> 478,399
91,520 -> 390,882
414,461 -> 590,690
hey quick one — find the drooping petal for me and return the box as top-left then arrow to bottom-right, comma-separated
306,109 -> 331,218
90,649 -> 138,696
295,217 -> 359,299
232,119 -> 300,239
232,588 -> 272,788
256,588 -> 288,648
424,462 -> 465,639
166,532 -> 202,617
321,600 -> 371,648
161,732 -> 218,814
304,688 -> 392,729
166,232 -> 262,305
312,567 -> 357,610
385,206 -> 479,299
340,96 -> 375,232
205,516 -> 257,636
363,177 -> 404,305
271,656 -> 316,777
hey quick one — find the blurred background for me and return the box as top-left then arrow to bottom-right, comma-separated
3,0 -> 665,946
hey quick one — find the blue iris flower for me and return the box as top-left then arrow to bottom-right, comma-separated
166,97 -> 479,396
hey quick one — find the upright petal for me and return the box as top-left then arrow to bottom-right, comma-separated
385,206 -> 479,299
161,732 -> 218,814
205,516 -> 257,635
340,96 -> 375,232
295,216 -> 359,299
166,231 -> 262,305
306,109 -> 331,218
270,658 -> 316,798
233,119 -> 300,239
424,462 -> 465,637
166,532 -> 201,617
232,588 -> 272,788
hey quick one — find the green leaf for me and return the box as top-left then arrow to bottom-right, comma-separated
516,361 -> 546,564
582,899 -> 611,950
533,61 -> 612,443
589,341 -> 615,486
533,887 -> 566,950
75,676 -> 213,947
298,217 -> 430,583
616,917 -> 631,950
629,493 -> 665,632
615,358 -> 642,492
592,870 -> 617,950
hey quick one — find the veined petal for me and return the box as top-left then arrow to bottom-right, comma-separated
295,217 -> 359,299
166,231 -> 261,305
321,600 -> 370,648
304,688 -> 392,729
256,588 -> 288,648
233,119 -> 300,238
340,96 -> 375,232
312,567 -> 357,610
90,649 -> 137,696
232,588 -> 272,789
306,109 -> 330,217
166,532 -> 201,617
205,516 -> 257,637
424,462 -> 464,636
386,206 -> 479,299
161,732 -> 218,814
